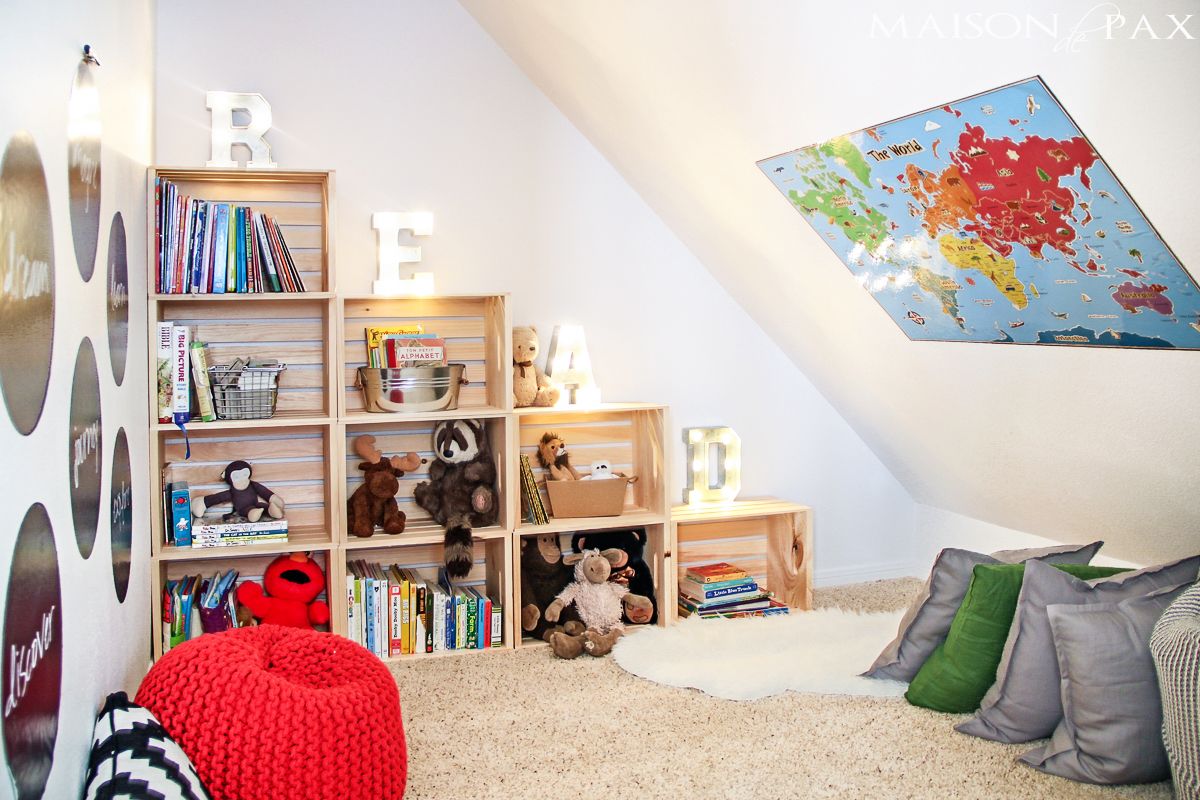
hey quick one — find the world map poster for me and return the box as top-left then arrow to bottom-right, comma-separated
758,77 -> 1200,349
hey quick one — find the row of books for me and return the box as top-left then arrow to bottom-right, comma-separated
364,324 -> 446,369
155,179 -> 306,294
518,454 -> 549,525
162,569 -> 244,652
347,561 -> 503,659
677,562 -> 791,620
162,473 -> 289,548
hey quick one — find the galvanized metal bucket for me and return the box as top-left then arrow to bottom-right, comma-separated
356,363 -> 467,413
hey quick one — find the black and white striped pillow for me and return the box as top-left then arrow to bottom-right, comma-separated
83,692 -> 209,800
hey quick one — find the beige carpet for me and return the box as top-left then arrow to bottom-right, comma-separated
389,578 -> 1173,799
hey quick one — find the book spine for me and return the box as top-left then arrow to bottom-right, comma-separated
354,574 -> 364,647
189,343 -> 216,422
681,583 -> 758,601
154,178 -> 163,292
226,205 -> 237,292
490,600 -> 503,647
242,207 -> 253,293
170,326 -> 191,424
192,518 -> 290,535
425,586 -> 434,653
273,219 -> 303,291
372,577 -> 383,659
346,574 -> 355,645
414,586 -> 426,655
156,322 -> 173,423
189,534 -> 288,549
212,204 -> 228,293
264,215 -> 286,292
389,582 -> 403,657
168,483 -> 192,547
680,576 -> 755,593
364,576 -> 376,656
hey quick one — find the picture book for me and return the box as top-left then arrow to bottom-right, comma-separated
156,322 -> 173,423
189,342 -> 216,422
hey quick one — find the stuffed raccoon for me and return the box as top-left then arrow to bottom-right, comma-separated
413,419 -> 499,578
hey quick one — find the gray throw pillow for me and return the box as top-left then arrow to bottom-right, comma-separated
957,555 -> 1200,743
863,542 -> 1104,681
1018,583 -> 1190,784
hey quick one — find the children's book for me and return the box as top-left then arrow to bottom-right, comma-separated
157,322 -> 173,423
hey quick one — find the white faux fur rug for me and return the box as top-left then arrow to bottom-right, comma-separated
612,608 -> 909,701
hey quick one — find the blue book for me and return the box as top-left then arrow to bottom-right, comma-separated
212,204 -> 229,293
364,575 -> 376,656
168,482 -> 192,547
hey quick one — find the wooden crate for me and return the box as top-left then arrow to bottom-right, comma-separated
335,534 -> 512,659
151,548 -> 335,660
151,295 -> 338,423
148,167 -> 335,293
514,522 -> 670,648
153,423 -> 337,558
513,404 -> 669,534
671,498 -> 813,621
341,414 -> 512,542
341,295 -> 511,418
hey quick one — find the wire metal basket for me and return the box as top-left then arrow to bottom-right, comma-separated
208,362 -> 287,420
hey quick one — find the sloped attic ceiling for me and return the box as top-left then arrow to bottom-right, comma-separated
463,0 -> 1200,564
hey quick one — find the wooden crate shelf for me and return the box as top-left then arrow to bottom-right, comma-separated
151,548 -> 335,660
514,405 -> 669,522
670,498 -> 813,621
343,522 -> 508,551
342,415 -> 513,540
337,535 -> 512,654
515,509 -> 666,536
514,523 -> 671,648
152,422 -> 337,558
340,294 -> 511,417
150,167 -> 335,293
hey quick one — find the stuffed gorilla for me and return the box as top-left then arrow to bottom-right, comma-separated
520,533 -> 580,640
571,527 -> 657,625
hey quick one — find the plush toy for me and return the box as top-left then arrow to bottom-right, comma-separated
572,527 -> 658,624
236,553 -> 330,629
191,460 -> 285,522
545,548 -> 652,659
512,326 -> 559,408
347,435 -> 423,538
413,419 -> 499,578
520,533 -> 581,640
582,460 -> 616,480
536,432 -> 580,481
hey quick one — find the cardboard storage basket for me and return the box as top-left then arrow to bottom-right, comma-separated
545,477 -> 636,518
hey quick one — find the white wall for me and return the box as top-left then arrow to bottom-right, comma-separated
463,0 -> 1200,567
154,0 -> 918,583
0,0 -> 153,796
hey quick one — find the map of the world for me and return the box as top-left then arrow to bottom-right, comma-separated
759,77 -> 1200,349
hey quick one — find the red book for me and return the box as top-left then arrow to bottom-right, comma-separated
388,581 -> 403,657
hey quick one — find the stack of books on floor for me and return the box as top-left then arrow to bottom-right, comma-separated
347,562 -> 503,659
677,562 -> 790,619
518,454 -> 549,524
155,178 -> 306,294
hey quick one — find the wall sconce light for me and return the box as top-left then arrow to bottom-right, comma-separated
205,91 -> 276,169
545,324 -> 600,407
683,426 -> 741,504
372,211 -> 434,296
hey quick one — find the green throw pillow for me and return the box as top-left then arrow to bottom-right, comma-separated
905,563 -> 1129,713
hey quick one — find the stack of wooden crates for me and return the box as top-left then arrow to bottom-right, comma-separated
145,167 -> 812,661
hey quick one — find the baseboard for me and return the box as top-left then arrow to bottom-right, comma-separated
814,560 -> 922,587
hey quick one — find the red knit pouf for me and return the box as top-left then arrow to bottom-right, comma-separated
137,626 -> 406,800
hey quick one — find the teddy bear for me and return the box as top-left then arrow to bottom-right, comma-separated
413,419 -> 499,578
536,432 -> 580,481
572,527 -> 658,625
235,553 -> 330,629
512,326 -> 559,408
545,548 -> 653,659
190,460 -> 285,522
346,435 -> 424,538
520,533 -> 582,641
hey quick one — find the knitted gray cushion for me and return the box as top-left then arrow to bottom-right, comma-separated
863,542 -> 1103,681
1151,581 -> 1200,800
1018,584 -> 1189,784
958,555 -> 1200,743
